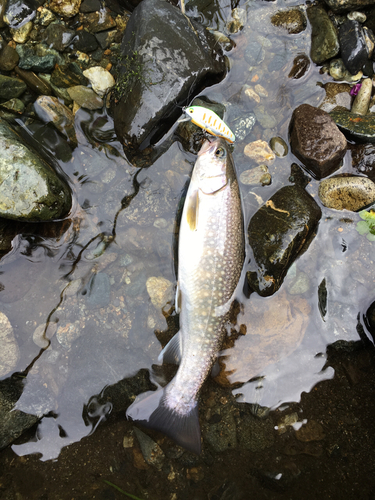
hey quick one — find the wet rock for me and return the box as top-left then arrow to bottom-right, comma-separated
84,9 -> 116,33
67,85 -> 103,110
269,136 -> 288,157
295,420 -> 325,442
244,40 -> 265,67
348,11 -> 367,23
244,86 -> 260,104
0,312 -> 19,377
80,0 -> 101,12
10,20 -> 33,44
244,140 -> 275,165
84,272 -> 111,309
113,0 -> 226,157
330,107 -> 375,143
363,26 -> 375,59
289,104 -> 347,179
240,165 -> 271,186
95,29 -> 117,50
351,78 -> 372,114
0,377 -> 39,451
48,0 -> 82,18
73,29 -> 99,52
288,53 -> 310,79
0,98 -> 25,114
307,5 -> 340,65
237,413 -> 274,451
0,43 -> 19,71
34,95 -> 77,145
339,20 -> 371,75
14,66 -> 53,95
4,0 -> 36,28
231,114 -> 256,142
16,44 -> 56,72
83,66 -> 115,97
51,62 -> 87,88
133,427 -> 165,470
42,22 -> 75,52
276,412 -> 299,434
329,58 -> 363,82
323,0 -> 375,13
0,74 -> 26,99
0,118 -> 72,221
33,323 -> 57,349
319,82 -> 352,113
146,276 -> 174,311
270,8 -> 307,34
350,143 -> 375,181
247,165 -> 321,296
318,175 -> 375,211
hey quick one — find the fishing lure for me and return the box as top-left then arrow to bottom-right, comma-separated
183,105 -> 236,143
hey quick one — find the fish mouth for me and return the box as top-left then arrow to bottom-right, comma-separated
198,139 -> 221,156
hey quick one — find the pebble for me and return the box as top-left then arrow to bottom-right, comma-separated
319,82 -> 352,113
34,95 -> 77,145
48,0 -> 81,18
67,85 -> 104,110
244,87 -> 260,104
10,21 -> 33,44
295,420 -> 325,442
288,53 -> 310,80
347,11 -> 366,23
329,59 -> 363,82
351,78 -> 372,115
269,136 -> 288,157
146,276 -> 174,311
240,165 -> 271,186
287,271 -> 310,295
226,7 -> 246,33
84,272 -> 111,309
276,412 -> 299,434
319,176 -> 375,211
270,8 -> 307,34
38,7 -> 56,26
56,321 -> 82,349
32,323 -> 57,348
0,74 -> 26,99
0,43 -> 19,71
0,312 -> 19,377
244,140 -> 276,165
83,66 -> 115,97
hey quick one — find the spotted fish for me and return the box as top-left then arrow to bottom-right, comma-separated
126,138 -> 244,454
184,105 -> 236,143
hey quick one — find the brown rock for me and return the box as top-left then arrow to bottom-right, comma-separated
289,104 -> 347,179
319,82 -> 352,113
295,420 -> 325,442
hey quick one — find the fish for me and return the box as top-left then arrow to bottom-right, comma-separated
183,105 -> 236,143
126,138 -> 244,454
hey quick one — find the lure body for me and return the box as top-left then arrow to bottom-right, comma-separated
184,106 -> 235,143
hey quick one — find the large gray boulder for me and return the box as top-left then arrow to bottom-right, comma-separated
0,119 -> 72,221
113,0 -> 227,161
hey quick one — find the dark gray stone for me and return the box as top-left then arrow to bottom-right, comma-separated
113,0 -> 226,158
339,20 -> 370,75
0,43 -> 19,71
73,29 -> 99,52
247,165 -> 322,297
84,272 -> 111,309
0,75 -> 26,99
42,23 -> 75,52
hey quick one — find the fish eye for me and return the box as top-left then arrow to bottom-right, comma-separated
215,147 -> 226,158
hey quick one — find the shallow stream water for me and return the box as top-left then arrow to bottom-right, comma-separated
1,0 -> 375,498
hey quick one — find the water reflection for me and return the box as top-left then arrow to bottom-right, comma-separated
0,0 -> 373,463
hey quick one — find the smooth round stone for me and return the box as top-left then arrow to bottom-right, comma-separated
83,66 -> 115,97
0,44 -> 19,71
0,312 -> 19,377
48,0 -> 81,18
269,136 -> 288,157
84,272 -> 111,309
0,98 -> 24,114
351,78 -> 372,115
271,8 -> 307,34
33,323 -> 57,348
288,53 -> 310,79
319,176 -> 375,211
244,140 -> 276,165
240,165 -> 271,186
307,5 -> 340,64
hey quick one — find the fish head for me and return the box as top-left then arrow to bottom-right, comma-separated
194,139 -> 234,194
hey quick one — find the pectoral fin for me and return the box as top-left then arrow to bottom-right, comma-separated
175,281 -> 181,314
186,189 -> 199,231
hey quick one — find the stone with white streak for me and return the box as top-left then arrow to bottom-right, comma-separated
83,66 -> 115,97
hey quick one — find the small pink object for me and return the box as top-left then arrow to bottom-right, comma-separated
350,83 -> 362,96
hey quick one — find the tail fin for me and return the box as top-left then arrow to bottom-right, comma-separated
126,389 -> 201,454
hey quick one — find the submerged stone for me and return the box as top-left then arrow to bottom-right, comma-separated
319,82 -> 352,113
319,175 -> 375,211
247,165 -> 321,297
113,0 -> 226,157
330,107 -> 375,143
271,8 -> 307,34
0,74 -> 26,99
34,95 -> 77,145
288,53 -> 310,79
289,104 -> 347,179
48,0 -> 81,18
0,118 -> 72,221
307,5 -> 340,65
